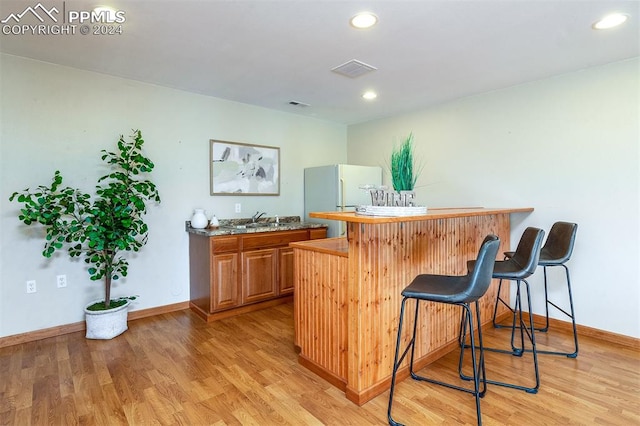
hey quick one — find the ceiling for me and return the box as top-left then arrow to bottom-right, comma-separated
0,0 -> 638,124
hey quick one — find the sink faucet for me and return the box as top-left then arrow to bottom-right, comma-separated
252,211 -> 266,223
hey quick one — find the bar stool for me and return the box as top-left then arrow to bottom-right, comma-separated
387,235 -> 501,426
468,227 -> 545,394
496,222 -> 579,357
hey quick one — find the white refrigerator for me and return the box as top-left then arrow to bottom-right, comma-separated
304,164 -> 382,238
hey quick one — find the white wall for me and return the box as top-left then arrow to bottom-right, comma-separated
2,54 -> 638,340
0,54 -> 347,338
347,58 -> 640,338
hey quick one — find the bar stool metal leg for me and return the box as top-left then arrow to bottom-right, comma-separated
500,278 -> 540,393
535,264 -> 579,358
464,278 -> 540,394
389,298 -> 488,426
492,278 -> 547,333
388,235 -> 500,426
492,278 -> 514,329
498,263 -> 578,358
388,297 -> 412,426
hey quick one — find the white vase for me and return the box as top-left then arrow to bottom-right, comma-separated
190,209 -> 208,229
84,299 -> 131,339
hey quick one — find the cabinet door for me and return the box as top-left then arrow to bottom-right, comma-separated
242,249 -> 277,304
211,253 -> 240,312
278,247 -> 295,295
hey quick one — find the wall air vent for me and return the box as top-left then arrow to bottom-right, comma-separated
288,100 -> 311,108
331,59 -> 377,78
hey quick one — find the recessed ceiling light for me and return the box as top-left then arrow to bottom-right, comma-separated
592,12 -> 628,30
350,12 -> 378,29
362,91 -> 377,100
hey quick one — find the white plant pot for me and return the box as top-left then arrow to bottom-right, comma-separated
84,299 -> 131,339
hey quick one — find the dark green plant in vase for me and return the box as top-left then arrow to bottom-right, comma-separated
9,130 -> 161,310
390,132 -> 420,191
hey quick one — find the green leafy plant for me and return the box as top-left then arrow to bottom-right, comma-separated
9,130 -> 160,309
390,132 -> 421,191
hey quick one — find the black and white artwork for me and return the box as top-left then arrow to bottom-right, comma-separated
210,140 -> 280,195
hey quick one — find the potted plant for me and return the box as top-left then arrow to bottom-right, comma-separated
9,129 -> 161,339
372,132 -> 422,207
390,132 -> 420,192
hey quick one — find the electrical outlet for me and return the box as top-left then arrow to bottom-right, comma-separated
235,203 -> 241,213
26,280 -> 36,293
57,274 -> 67,288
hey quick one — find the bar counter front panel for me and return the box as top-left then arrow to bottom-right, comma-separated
291,207 -> 533,405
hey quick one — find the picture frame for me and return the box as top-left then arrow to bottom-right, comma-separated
210,140 -> 280,195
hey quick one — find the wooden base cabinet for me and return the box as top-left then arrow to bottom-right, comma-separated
189,227 -> 326,322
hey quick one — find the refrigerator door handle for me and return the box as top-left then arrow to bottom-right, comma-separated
339,177 -> 346,236
339,177 -> 345,211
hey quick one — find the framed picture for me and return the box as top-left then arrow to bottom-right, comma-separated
210,140 -> 280,195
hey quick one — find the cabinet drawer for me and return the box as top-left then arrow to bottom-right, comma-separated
309,228 -> 327,240
210,236 -> 240,253
242,230 -> 309,251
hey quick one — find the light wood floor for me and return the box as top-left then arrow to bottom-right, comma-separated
1,303 -> 638,425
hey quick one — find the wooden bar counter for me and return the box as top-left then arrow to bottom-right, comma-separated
290,207 -> 533,405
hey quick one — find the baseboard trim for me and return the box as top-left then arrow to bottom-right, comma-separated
298,354 -> 347,392
495,311 -> 639,350
0,301 -> 189,348
189,296 -> 294,322
128,301 -> 190,321
2,302 -> 638,351
532,314 -> 639,350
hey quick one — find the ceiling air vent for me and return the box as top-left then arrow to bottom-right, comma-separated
331,59 -> 377,78
288,100 -> 310,108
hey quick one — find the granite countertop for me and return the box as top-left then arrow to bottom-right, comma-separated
185,216 -> 327,236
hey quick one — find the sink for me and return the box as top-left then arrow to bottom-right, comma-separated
222,224 -> 250,229
222,223 -> 272,230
